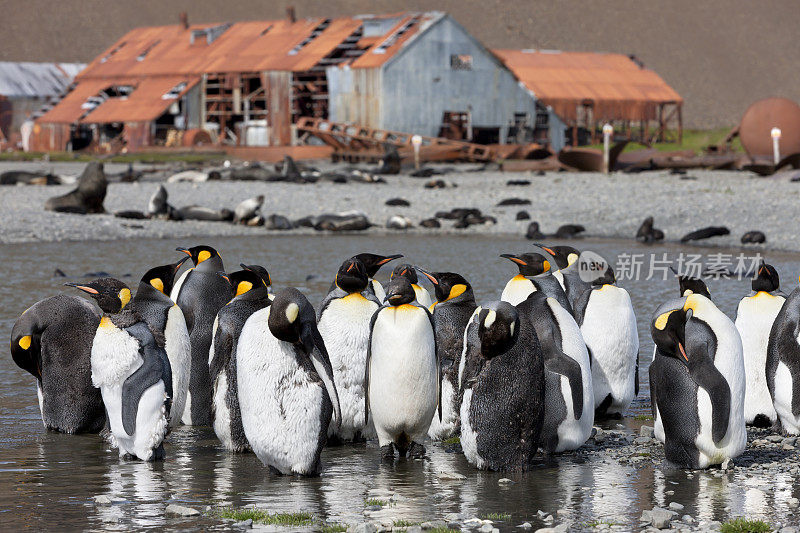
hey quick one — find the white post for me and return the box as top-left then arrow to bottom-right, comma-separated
771,127 -> 782,165
602,123 -> 614,174
411,134 -> 422,170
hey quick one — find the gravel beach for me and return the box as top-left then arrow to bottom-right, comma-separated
1,161 -> 798,249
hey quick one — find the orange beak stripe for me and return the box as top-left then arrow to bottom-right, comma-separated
509,257 -> 527,266
678,342 -> 688,362
422,272 -> 438,285
76,285 -> 99,294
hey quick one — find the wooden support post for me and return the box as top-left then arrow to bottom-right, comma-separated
677,104 -> 683,145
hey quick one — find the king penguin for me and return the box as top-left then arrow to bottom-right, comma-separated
499,253 -> 572,313
351,253 -> 403,302
10,294 -> 105,433
546,245 -> 592,310
767,276 -> 800,435
69,278 -> 172,461
133,259 -> 191,427
389,263 -> 433,307
572,266 -> 639,418
236,287 -> 341,475
650,294 -> 746,468
171,245 -> 232,426
459,301 -> 546,471
735,262 -> 784,426
366,277 -> 440,459
317,256 -> 382,442
419,270 -> 476,439
210,265 -> 272,452
516,290 -> 593,453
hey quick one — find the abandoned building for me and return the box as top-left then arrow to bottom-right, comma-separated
0,62 -> 84,149
32,11 -> 567,153
494,49 -> 683,146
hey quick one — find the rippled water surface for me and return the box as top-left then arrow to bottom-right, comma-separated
1,234 -> 798,530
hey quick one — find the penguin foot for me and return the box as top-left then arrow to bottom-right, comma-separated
408,442 -> 426,458
380,444 -> 395,461
148,444 -> 166,462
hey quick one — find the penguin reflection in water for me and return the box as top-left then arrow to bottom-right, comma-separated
366,277 -> 441,459
236,288 -> 341,475
459,302 -> 545,471
650,295 -> 746,468
69,278 -> 172,461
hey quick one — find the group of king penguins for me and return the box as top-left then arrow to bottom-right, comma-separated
9,241 -> 800,474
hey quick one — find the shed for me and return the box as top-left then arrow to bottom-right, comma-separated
33,12 -> 565,152
0,62 -> 84,147
494,49 -> 682,145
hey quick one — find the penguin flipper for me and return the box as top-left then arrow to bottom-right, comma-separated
571,287 -> 593,327
548,354 -> 584,420
121,344 -> 166,436
209,324 -> 233,379
686,320 -> 730,444
364,308 -> 381,426
422,304 -> 442,422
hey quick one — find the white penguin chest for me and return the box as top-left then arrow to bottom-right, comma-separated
501,276 -> 535,306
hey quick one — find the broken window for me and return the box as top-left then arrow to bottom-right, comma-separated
100,42 -> 126,63
289,19 -> 331,55
190,23 -> 231,45
373,16 -> 420,54
450,54 -> 473,70
162,82 -> 187,100
137,39 -> 161,61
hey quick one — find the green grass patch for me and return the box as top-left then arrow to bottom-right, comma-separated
320,523 -> 348,533
584,519 -> 621,527
0,151 -> 226,164
634,414 -> 653,421
634,452 -> 651,458
483,512 -> 511,521
720,518 -> 771,533
585,127 -> 744,155
393,519 -> 419,528
212,507 -> 314,526
364,498 -> 388,507
428,529 -> 459,533
442,436 -> 461,446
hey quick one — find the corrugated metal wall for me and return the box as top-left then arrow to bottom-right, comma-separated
326,66 -> 382,129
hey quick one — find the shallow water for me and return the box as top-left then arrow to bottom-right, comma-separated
1,234 -> 798,530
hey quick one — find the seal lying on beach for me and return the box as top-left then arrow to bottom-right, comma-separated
44,162 -> 107,214
233,195 -> 264,224
177,206 -> 234,222
0,170 -> 61,185
147,185 -> 182,220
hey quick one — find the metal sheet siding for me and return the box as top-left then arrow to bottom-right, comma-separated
327,67 -> 382,128
379,17 -> 540,140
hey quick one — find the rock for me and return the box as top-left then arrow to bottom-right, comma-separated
498,478 -> 514,484
516,210 -> 530,220
682,515 -> 694,524
45,161 -> 107,214
420,521 -> 446,530
444,514 -> 461,522
479,524 -> 493,533
639,425 -> 655,438
385,198 -> 411,207
640,510 -> 653,523
787,497 -> 799,508
165,504 -> 200,517
534,523 -> 570,533
93,495 -> 112,505
351,523 -> 378,533
780,527 -> 799,533
650,508 -> 674,529
436,471 -> 466,481
668,502 -> 684,511
519,523 -> 532,529
234,519 -> 253,528
497,197 -> 531,206
768,435 -> 783,443
406,527 -> 422,533
633,437 -> 651,445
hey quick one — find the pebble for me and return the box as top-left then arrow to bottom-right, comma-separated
788,497 -> 800,508
165,504 -> 200,517
93,495 -> 112,505
234,519 -> 253,528
640,425 -> 655,438
498,478 -> 514,484
351,523 -> 378,533
479,523 -> 494,532
682,515 -> 694,524
436,471 -> 466,481
519,523 -> 532,529
421,521 -> 446,530
668,502 -> 684,511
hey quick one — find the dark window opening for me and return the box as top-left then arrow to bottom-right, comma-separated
450,54 -> 473,70
472,127 -> 500,144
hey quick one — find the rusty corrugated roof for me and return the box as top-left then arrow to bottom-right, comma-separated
81,76 -> 200,123
36,79 -> 122,123
494,49 -> 682,123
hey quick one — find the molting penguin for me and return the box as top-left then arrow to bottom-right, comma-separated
171,245 -> 233,425
133,260 -> 190,427
10,295 -> 105,433
70,278 -> 172,461
390,263 -> 433,307
210,266 -> 272,452
650,294 -> 746,468
351,253 -> 403,302
237,287 -> 340,475
366,277 -> 440,458
499,253 -> 573,313
767,277 -> 800,435
516,291 -> 593,453
735,263 -> 784,426
420,270 -> 477,439
459,302 -> 545,471
316,256 -> 381,442
572,266 -> 639,418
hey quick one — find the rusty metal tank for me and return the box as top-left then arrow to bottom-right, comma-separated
739,97 -> 800,158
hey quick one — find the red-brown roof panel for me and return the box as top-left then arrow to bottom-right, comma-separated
37,79 -> 125,123
81,76 -> 200,123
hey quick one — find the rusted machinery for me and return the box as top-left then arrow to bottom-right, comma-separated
739,97 -> 800,158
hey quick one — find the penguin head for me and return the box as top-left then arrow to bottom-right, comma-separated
352,253 -> 403,277
267,287 -> 312,344
500,253 -> 551,276
752,262 -> 779,293
240,263 -> 272,288
10,328 -> 41,380
420,270 -> 473,304
591,265 -> 616,287
549,245 -> 581,269
651,301 -> 688,364
140,257 -> 187,295
219,269 -> 268,298
389,263 -> 419,284
477,302 -> 520,359
678,276 -> 710,299
383,277 -> 416,306
67,278 -> 132,314
335,257 -> 369,293
176,245 -> 222,267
